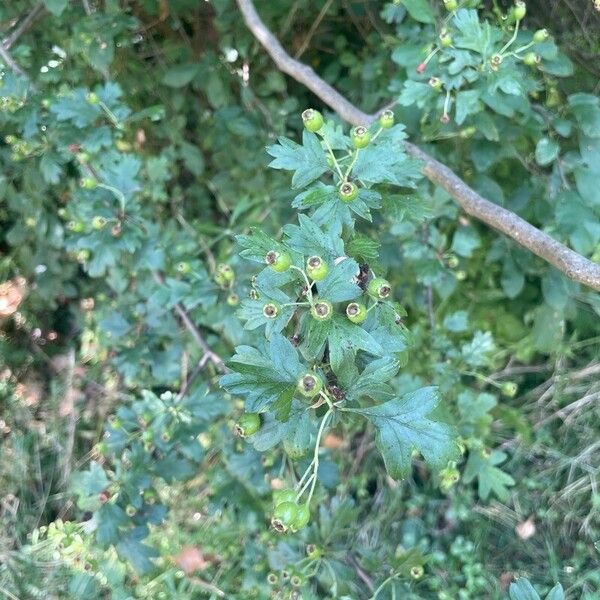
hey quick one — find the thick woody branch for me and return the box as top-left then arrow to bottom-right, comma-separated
236,0 -> 600,292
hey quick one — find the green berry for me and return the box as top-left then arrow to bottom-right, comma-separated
306,255 -> 329,281
271,501 -> 299,533
86,92 -> 99,104
77,152 -> 90,163
513,1 -> 526,21
346,302 -> 367,324
338,181 -> 359,202
501,382 -> 518,398
80,177 -> 97,190
302,109 -> 324,133
439,32 -> 453,48
273,489 -> 297,507
227,293 -> 240,306
429,77 -> 443,91
444,0 -> 458,11
267,573 -> 278,585
297,373 -> 323,398
265,250 -> 292,272
216,263 -> 235,282
125,505 -> 136,517
367,277 -> 392,300
67,221 -> 84,233
235,412 -> 261,437
533,28 -> 549,43
410,565 -> 424,580
447,254 -> 460,269
176,261 -> 191,274
91,216 -> 107,230
310,299 -> 333,321
523,52 -> 540,66
379,109 -> 394,129
291,504 -> 310,531
490,54 -> 503,69
262,302 -> 280,319
351,126 -> 371,149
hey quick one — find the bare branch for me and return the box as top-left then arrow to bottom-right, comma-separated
0,42 -> 29,80
2,4 -> 44,50
236,0 -> 600,292
153,272 -> 228,373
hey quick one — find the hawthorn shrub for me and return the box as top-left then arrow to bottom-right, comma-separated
0,1 -> 599,599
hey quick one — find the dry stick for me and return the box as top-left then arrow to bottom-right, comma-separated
236,0 -> 600,292
152,272 -> 228,373
2,3 -> 44,50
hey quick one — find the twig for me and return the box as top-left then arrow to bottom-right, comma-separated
294,0 -> 334,59
235,0 -> 600,292
0,42 -> 29,80
153,272 -> 228,373
2,4 -> 44,50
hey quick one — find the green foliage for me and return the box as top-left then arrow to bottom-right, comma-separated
0,0 -> 599,598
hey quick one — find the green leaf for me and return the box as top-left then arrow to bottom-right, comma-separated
347,387 -> 457,479
71,462 -> 110,511
464,450 -> 515,501
162,64 -> 201,87
343,357 -> 401,402
451,226 -> 481,258
283,214 -> 345,259
574,166 -> 599,207
402,0 -> 435,23
461,331 -> 495,366
399,81 -> 435,108
569,93 -> 600,137
266,131 -> 329,189
545,584 -> 565,600
116,530 -> 159,574
237,228 -> 287,263
353,125 -> 423,187
316,258 -> 361,302
453,9 -> 500,55
44,0 -> 68,16
220,334 -> 305,413
509,579 -> 541,600
347,235 -> 381,263
443,311 -> 469,332
455,90 -> 482,125
535,137 -> 560,166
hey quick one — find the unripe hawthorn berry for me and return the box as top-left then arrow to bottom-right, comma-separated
444,0 -> 458,11
265,250 -> 292,272
310,299 -> 333,321
273,488 -> 297,507
533,28 -> 549,43
367,277 -> 392,300
429,77 -> 443,91
125,505 -> 136,517
446,254 -> 460,269
267,573 -> 278,585
86,92 -> 99,104
523,52 -> 541,66
490,54 -> 503,70
291,504 -> 310,531
346,302 -> 367,324
290,574 -> 303,587
379,109 -> 394,129
297,373 -> 323,398
235,412 -> 261,437
410,565 -> 424,580
67,221 -> 84,233
512,1 -> 526,21
216,263 -> 235,283
176,261 -> 190,274
338,181 -> 358,202
80,177 -> 97,190
306,255 -> 329,280
302,109 -> 324,133
351,126 -> 371,149
439,31 -> 453,48
227,293 -> 240,306
501,382 -> 518,398
271,501 -> 299,533
459,126 -> 477,139
262,302 -> 280,319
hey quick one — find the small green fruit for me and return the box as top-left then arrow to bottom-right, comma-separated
273,489 -> 297,507
125,505 -> 136,517
439,31 -> 453,47
80,177 -> 97,190
351,126 -> 371,149
523,52 -> 541,66
306,255 -> 329,281
513,1 -> 526,21
227,293 -> 240,306
367,277 -> 392,300
265,250 -> 292,272
262,302 -> 280,319
310,299 -> 333,321
533,28 -> 549,43
444,0 -> 458,11
410,565 -> 424,580
92,216 -> 107,230
338,181 -> 359,202
346,302 -> 367,324
501,382 -> 518,398
87,92 -> 99,104
379,109 -> 394,129
291,504 -> 310,531
67,221 -> 85,233
302,109 -> 324,133
271,501 -> 299,533
297,373 -> 323,398
216,263 -> 235,282
235,412 -> 261,437
429,77 -> 443,91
